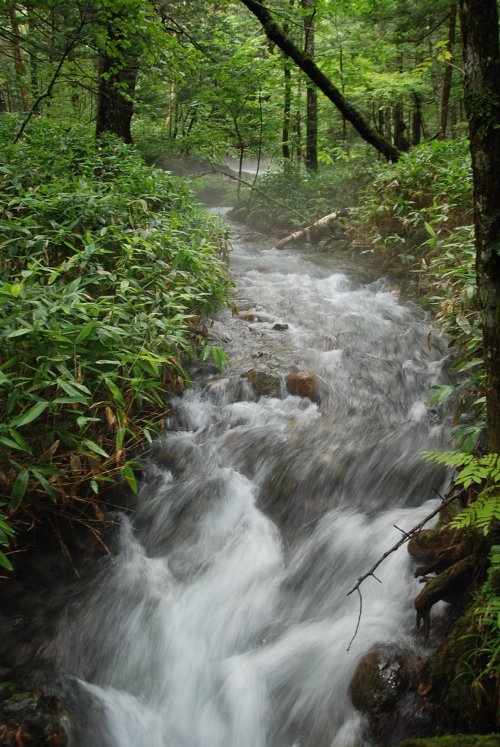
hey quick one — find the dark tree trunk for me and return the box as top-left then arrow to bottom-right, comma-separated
28,14 -> 39,106
9,5 -> 31,111
459,0 -> 500,452
240,0 -> 400,162
293,105 -> 302,162
302,0 -> 318,171
95,19 -> 139,143
412,93 -> 422,146
0,84 -> 7,112
393,103 -> 410,151
282,58 -> 292,159
438,3 -> 457,139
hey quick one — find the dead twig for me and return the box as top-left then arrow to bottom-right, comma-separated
346,489 -> 461,650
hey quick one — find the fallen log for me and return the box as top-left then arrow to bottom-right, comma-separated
275,209 -> 352,249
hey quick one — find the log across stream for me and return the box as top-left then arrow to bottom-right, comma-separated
44,211 -> 453,745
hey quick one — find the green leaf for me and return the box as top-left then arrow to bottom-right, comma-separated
10,470 -> 30,511
82,439 -> 109,458
0,551 -> 13,572
121,463 -> 138,493
103,377 -> 125,405
0,436 -> 27,452
6,327 -> 32,339
31,470 -> 57,502
12,400 -> 50,427
8,429 -> 32,454
75,321 -> 97,344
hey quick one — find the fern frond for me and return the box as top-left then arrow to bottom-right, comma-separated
450,492 -> 500,535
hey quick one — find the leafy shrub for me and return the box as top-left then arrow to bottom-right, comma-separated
351,138 -> 473,261
430,545 -> 500,731
0,116 -> 231,564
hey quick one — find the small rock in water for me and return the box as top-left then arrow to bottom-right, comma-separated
286,371 -> 320,402
273,323 -> 289,331
382,283 -> 400,294
247,368 -> 281,397
238,311 -> 259,322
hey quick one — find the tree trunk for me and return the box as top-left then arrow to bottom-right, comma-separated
27,14 -> 39,106
0,84 -> 7,113
275,209 -> 350,248
393,102 -> 409,151
302,0 -> 318,171
282,57 -> 292,159
9,5 -> 31,111
459,0 -> 500,452
95,18 -> 139,143
240,0 -> 400,162
412,93 -> 422,146
438,3 -> 457,139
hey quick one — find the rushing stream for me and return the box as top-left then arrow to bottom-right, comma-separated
54,211 -> 452,747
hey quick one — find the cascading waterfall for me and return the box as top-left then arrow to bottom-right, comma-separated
54,211 -> 452,747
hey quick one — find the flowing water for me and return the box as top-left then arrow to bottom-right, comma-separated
55,213 -> 452,747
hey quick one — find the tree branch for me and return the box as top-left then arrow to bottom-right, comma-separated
346,489 -> 462,650
240,0 -> 401,162
13,19 -> 87,144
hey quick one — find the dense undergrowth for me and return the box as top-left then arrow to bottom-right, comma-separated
0,116 -> 231,570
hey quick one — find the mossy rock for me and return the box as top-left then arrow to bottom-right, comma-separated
398,736 -> 500,747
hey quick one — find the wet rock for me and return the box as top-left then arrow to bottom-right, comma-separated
272,323 -> 289,331
238,311 -> 259,322
382,283 -> 400,294
0,689 -> 68,746
247,369 -> 281,397
238,311 -> 277,324
349,645 -> 418,716
286,371 -> 320,402
207,319 -> 233,344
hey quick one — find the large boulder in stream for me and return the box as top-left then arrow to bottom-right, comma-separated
350,645 -> 418,715
349,644 -> 424,745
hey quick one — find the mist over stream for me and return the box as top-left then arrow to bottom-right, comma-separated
54,209 -> 452,747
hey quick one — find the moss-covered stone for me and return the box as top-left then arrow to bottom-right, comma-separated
425,590 -> 499,734
0,688 -> 68,746
398,736 -> 500,747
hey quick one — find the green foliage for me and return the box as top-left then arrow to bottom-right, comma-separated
0,115 -> 231,563
352,139 -> 473,259
428,544 -> 500,732
421,451 -> 500,535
